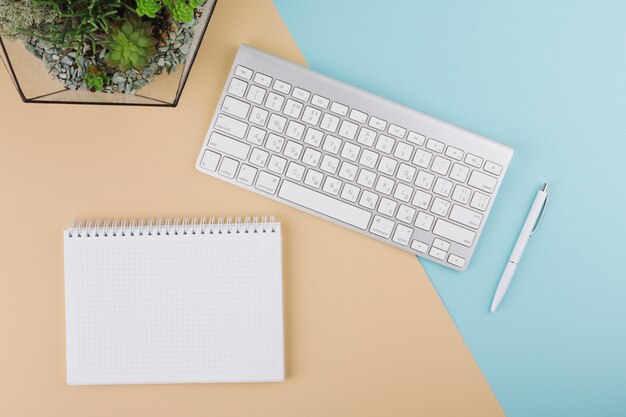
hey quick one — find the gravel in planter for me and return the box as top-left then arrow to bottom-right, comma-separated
24,6 -> 205,94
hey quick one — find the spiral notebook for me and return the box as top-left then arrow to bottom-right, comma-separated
63,217 -> 284,385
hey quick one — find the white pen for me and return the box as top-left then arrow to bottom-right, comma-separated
490,183 -> 549,313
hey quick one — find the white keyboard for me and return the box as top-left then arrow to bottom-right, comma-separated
196,45 -> 513,270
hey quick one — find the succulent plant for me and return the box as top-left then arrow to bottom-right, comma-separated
102,17 -> 157,72
83,65 -> 110,91
162,0 -> 202,24
135,0 -> 162,19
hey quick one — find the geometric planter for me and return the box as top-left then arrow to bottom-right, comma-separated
0,0 -> 217,107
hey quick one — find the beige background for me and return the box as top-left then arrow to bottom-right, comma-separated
0,1 -> 504,416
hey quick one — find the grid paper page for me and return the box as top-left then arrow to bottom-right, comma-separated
63,225 -> 283,385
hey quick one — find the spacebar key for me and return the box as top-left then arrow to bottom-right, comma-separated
278,181 -> 372,229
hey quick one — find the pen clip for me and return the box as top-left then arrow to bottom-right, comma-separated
530,187 -> 549,236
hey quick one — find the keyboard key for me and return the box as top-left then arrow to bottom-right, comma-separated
470,191 -> 490,211
265,133 -> 285,152
341,183 -> 361,202
449,205 -> 483,229
320,155 -> 340,174
249,147 -> 269,167
330,102 -> 349,116
377,197 -> 398,216
246,84 -> 266,104
415,212 -> 434,231
484,160 -> 503,175
431,156 -> 451,175
377,156 -> 397,175
349,109 -> 368,123
302,148 -> 322,167
356,127 -> 376,146
369,116 -> 387,131
375,135 -> 395,154
387,124 -> 406,138
283,99 -> 303,118
357,169 -> 376,188
265,92 -> 285,112
199,149 -> 220,172
268,154 -> 287,174
322,177 -> 342,195
228,78 -> 247,97
304,169 -> 323,188
411,240 -> 428,253
426,138 -> 444,153
392,224 -> 413,246
449,163 -> 470,182
445,146 -> 463,160
302,106 -> 322,125
468,170 -> 497,193
304,128 -> 323,146
249,106 -> 269,126
394,142 -> 415,161
413,149 -> 433,168
322,135 -> 342,154
255,171 -> 281,194
267,114 -> 287,133
320,113 -> 340,133
415,170 -> 435,190
411,190 -> 432,209
284,140 -> 303,159
279,180 -> 372,229
341,142 -> 361,161
432,219 -> 476,247
396,205 -> 416,224
285,120 -> 305,140
432,238 -> 450,251
222,96 -> 250,119
286,162 -> 305,181
375,176 -> 395,195
360,149 -> 379,168
431,197 -> 451,217
433,177 -> 453,197
338,162 -> 358,181
396,163 -> 416,183
465,153 -> 483,168
254,72 -> 272,86
273,79 -> 291,94
312,94 -> 330,108
207,132 -> 251,160
236,164 -> 257,185
370,215 -> 394,238
234,65 -> 252,79
451,184 -> 472,204
338,120 -> 358,140
429,246 -> 447,260
359,190 -> 379,209
394,183 -> 414,202
407,131 -> 426,146
218,157 -> 238,178
214,114 -> 248,139
447,254 -> 466,268
293,87 -> 311,101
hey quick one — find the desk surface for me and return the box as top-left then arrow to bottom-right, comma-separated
0,1 -> 502,416
273,1 -> 626,416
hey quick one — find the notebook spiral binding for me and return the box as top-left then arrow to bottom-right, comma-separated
66,216 -> 278,238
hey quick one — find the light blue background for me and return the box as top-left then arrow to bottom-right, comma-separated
273,1 -> 626,416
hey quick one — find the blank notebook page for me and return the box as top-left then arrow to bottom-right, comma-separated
63,220 -> 284,385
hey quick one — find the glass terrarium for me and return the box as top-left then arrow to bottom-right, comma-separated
0,0 -> 217,106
